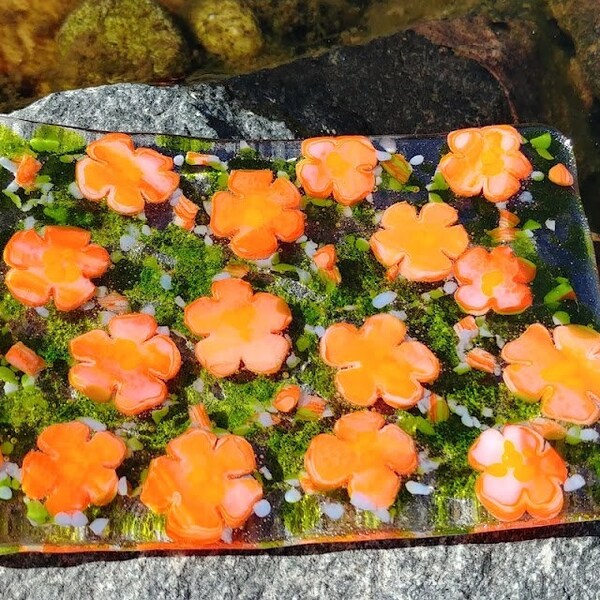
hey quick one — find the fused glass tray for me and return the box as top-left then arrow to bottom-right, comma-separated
0,116 -> 598,555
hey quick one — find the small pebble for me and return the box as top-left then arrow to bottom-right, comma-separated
192,378 -> 204,393
580,429 -> 599,442
77,417 -> 106,432
405,481 -> 434,496
35,306 -> 50,318
531,171 -> 544,181
117,476 -> 128,496
481,407 -> 494,418
175,296 -> 186,308
4,382 -> 19,395
442,280 -> 458,294
204,235 -> 213,246
257,412 -> 274,427
259,466 -> 273,481
545,219 -> 556,231
321,502 -> 345,520
203,201 -> 212,216
119,234 -> 136,252
564,474 -> 586,492
159,274 -> 173,291
71,511 -> 88,527
376,150 -> 392,162
314,326 -> 326,338
220,527 -> 233,544
0,157 -> 17,173
156,326 -> 170,336
23,216 -> 36,230
372,291 -> 397,309
0,487 -> 13,500
141,224 -> 152,236
89,518 -> 109,536
518,191 -> 533,203
212,272 -> 231,282
96,286 -> 108,298
82,301 -> 95,311
100,311 -> 116,325
173,155 -> 184,167
193,225 -> 208,236
54,512 -> 72,526
409,155 -> 424,166
253,499 -> 272,518
342,206 -> 353,218
379,137 -> 397,153
461,414 -> 474,428
141,304 -> 156,316
284,488 -> 302,503
286,353 -> 301,369
389,310 -> 407,320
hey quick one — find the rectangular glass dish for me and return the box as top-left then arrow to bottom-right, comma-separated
0,117 -> 598,554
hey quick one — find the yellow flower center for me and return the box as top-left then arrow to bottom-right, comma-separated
42,247 -> 81,283
241,193 -> 279,228
487,440 -> 537,481
481,270 -> 505,296
112,338 -> 144,371
325,151 -> 350,179
541,358 -> 580,389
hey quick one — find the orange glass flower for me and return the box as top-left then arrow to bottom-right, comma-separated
454,246 -> 536,315
548,163 -> 574,187
370,201 -> 469,282
5,342 -> 46,377
3,226 -> 110,311
140,429 -> 262,544
313,244 -> 341,284
211,170 -> 304,260
439,125 -> 533,202
502,324 -> 600,425
320,313 -> 440,408
304,411 -> 418,510
296,136 -> 378,206
21,421 -> 126,515
185,278 -> 292,377
69,313 -> 182,416
15,154 -> 42,190
76,133 -> 180,215
468,425 -> 567,521
173,194 -> 199,231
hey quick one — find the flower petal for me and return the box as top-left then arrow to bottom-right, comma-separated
274,209 -> 305,242
304,433 -> 353,489
439,154 -> 484,197
270,177 -> 302,208
196,335 -> 243,378
21,451 -> 57,500
251,292 -> 292,333
320,322 -> 361,367
142,335 -> 181,380
230,227 -> 279,259
136,148 -> 179,203
78,244 -> 111,279
166,499 -> 223,544
228,170 -> 274,196
333,411 -> 385,441
3,229 -> 45,268
53,278 -> 96,311
70,329 -> 111,361
335,366 -> 377,407
114,374 -> 167,415
69,363 -> 116,403
332,170 -> 375,206
348,466 -> 400,510
296,161 -> 333,197
482,172 -> 521,203
241,333 -> 290,375
220,477 -> 263,528
108,313 -> 157,343
214,435 -> 257,477
86,432 -> 127,468
44,226 -> 91,249
211,191 -> 241,237
468,428 -> 506,470
377,424 -> 418,475
5,268 -> 52,307
141,455 -> 179,514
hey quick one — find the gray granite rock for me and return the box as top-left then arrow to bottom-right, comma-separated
11,30 -> 514,138
5,27 -> 600,600
1,530 -> 600,600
